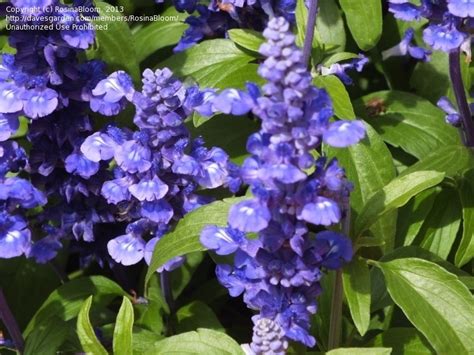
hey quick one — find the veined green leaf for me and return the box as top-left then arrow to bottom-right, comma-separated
113,297 -> 134,355
145,197 -> 246,292
355,91 -> 460,160
313,75 -> 355,119
419,189 -> 461,259
342,257 -> 371,336
24,276 -> 127,337
355,171 -> 445,237
228,29 -> 264,53
77,296 -> 108,355
374,258 -> 474,354
339,0 -> 382,50
133,7 -> 187,62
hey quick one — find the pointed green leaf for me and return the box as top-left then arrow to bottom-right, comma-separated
25,276 -> 127,337
145,197 -> 246,291
375,258 -> 474,354
355,170 -> 445,236
133,8 -> 187,62
419,189 -> 461,259
339,0 -> 382,50
77,296 -> 108,355
399,145 -> 474,178
113,297 -> 134,355
355,91 -> 460,159
342,257 -> 371,336
313,75 -> 355,118
176,301 -> 224,333
228,29 -> 264,53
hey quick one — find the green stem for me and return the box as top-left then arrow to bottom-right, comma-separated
328,208 -> 351,349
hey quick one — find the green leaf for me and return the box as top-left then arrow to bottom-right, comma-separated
24,316 -> 71,355
145,197 -> 246,291
25,276 -> 127,337
455,169 -> 474,267
228,29 -> 264,53
77,296 -> 108,355
355,91 -> 460,160
371,328 -> 435,355
113,297 -> 134,355
176,301 -> 224,333
88,2 -> 140,81
419,188 -> 461,259
395,187 -> 439,247
355,170 -> 445,237
327,348 -> 391,355
339,0 -> 382,51
159,39 -> 260,89
374,258 -> 474,354
313,75 -> 355,118
316,0 -> 346,51
327,123 -> 396,250
133,8 -> 187,62
342,257 -> 371,336
399,145 -> 474,178
144,328 -> 243,354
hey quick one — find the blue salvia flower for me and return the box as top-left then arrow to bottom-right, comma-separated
385,0 -> 472,58
318,54 -> 370,85
200,17 -> 364,347
242,317 -> 289,355
81,68 -> 232,270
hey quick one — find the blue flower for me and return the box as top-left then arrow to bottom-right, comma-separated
90,71 -> 135,116
437,96 -> 462,127
107,234 -> 146,266
0,213 -> 31,259
382,28 -> 431,61
448,0 -> 474,17
322,120 -> 367,148
229,199 -> 271,233
423,23 -> 466,52
129,176 -> 169,202
0,114 -> 19,141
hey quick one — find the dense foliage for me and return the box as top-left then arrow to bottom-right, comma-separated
0,0 -> 473,354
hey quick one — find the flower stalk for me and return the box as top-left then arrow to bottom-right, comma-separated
449,49 -> 474,147
302,0 -> 319,67
328,207 -> 351,349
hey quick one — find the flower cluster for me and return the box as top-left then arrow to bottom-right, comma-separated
385,0 -> 473,59
0,0 -> 117,263
200,17 -> 364,347
81,68 -> 231,270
